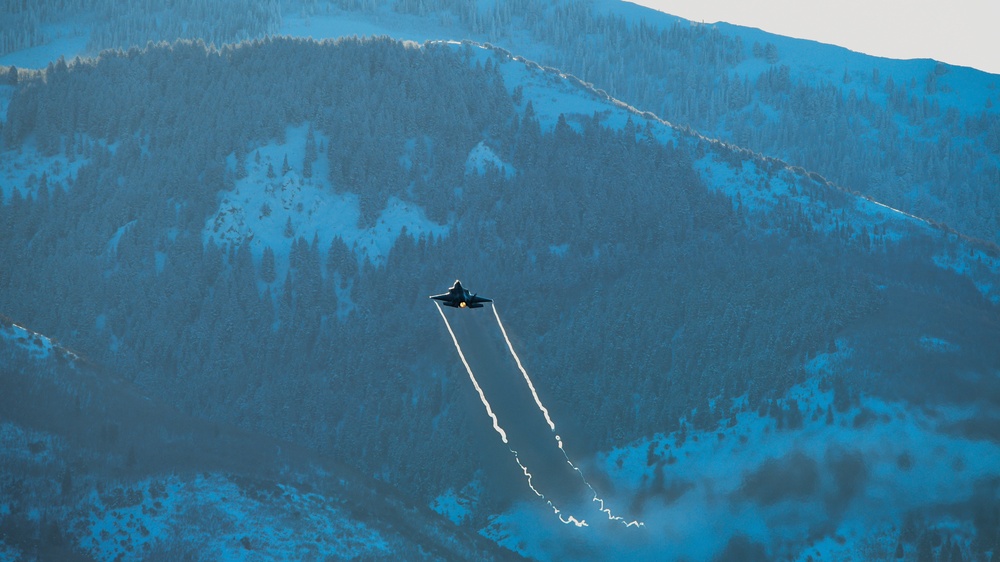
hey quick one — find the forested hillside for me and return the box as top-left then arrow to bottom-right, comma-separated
455,0 -> 1000,243
5,0 -> 997,246
0,320 -> 518,561
3,21 -> 999,560
0,0 -> 278,59
4,34 -> 993,515
0,36 -> 885,501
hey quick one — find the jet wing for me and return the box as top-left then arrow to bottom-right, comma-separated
429,281 -> 490,309
429,293 -> 456,303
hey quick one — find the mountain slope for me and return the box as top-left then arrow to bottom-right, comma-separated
0,317 -> 521,561
1,36 -> 997,560
6,0 -> 995,244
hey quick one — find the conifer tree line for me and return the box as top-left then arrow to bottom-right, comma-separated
5,0 -> 997,244
464,0 -> 1000,243
0,0 -> 279,57
301,0 -> 1000,243
0,36 -> 984,508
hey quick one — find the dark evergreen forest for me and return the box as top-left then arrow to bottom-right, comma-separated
0,0 -> 280,57
6,0 -> 998,242
7,0 -> 1000,242
432,0 -> 1000,245
0,37 -> 984,514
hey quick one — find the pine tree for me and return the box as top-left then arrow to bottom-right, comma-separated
916,532 -> 934,562
764,43 -> 779,64
235,147 -> 248,180
61,467 -> 73,498
948,540 -> 964,562
303,125 -> 317,179
786,399 -> 803,429
260,246 -> 276,284
302,156 -> 312,179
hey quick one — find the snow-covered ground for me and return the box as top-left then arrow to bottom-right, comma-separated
470,40 -> 1000,299
4,6 -> 992,295
692,150 -> 926,244
0,422 -> 63,473
465,141 -> 515,179
0,540 -> 19,561
476,344 -> 999,561
4,8 -> 997,560
0,22 -> 90,70
933,247 -> 1000,304
0,319 -> 56,361
430,477 -> 482,525
204,123 -> 449,276
0,137 -> 91,203
76,473 -> 389,561
279,5 -> 462,44
0,418 -> 390,561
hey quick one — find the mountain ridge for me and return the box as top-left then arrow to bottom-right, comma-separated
1,29 -> 997,561
4,0 -> 998,245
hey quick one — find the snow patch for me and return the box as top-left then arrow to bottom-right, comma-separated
0,320 -> 55,360
0,422 -> 62,467
430,478 -> 481,525
933,250 -> 1000,304
919,336 -> 959,353
548,243 -> 569,256
592,356 -> 998,560
0,138 -> 90,203
78,474 -> 390,561
481,344 -> 999,561
479,510 -> 550,561
203,124 -> 449,273
105,220 -> 137,257
0,22 -> 90,70
465,141 -> 515,178
0,539 -> 20,561
279,5 -> 459,45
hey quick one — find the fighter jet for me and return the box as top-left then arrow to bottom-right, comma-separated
429,280 -> 492,309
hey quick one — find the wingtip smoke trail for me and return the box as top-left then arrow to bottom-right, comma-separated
492,304 -> 557,432
436,301 -> 508,444
491,303 -> 645,528
435,302 -> 588,527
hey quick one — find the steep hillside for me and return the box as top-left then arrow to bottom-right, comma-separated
4,0 -> 996,246
1,37 -> 997,560
0,317 -> 521,561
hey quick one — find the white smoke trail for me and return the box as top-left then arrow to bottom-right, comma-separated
492,304 -> 556,432
491,304 -> 644,528
435,302 -> 588,527
436,301 -> 508,444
